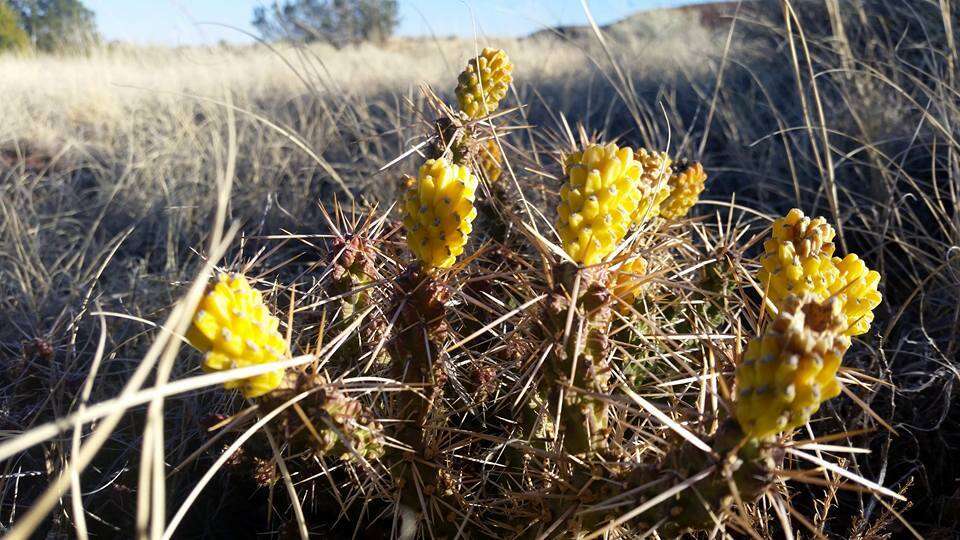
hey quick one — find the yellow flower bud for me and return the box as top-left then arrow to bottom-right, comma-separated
735,294 -> 851,439
456,47 -> 513,119
402,158 -> 479,270
612,256 -> 649,311
187,274 -> 287,398
632,148 -> 673,224
660,161 -> 708,220
758,209 -> 881,336
557,143 -> 643,265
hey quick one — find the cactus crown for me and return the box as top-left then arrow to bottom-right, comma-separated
456,47 -> 513,119
187,273 -> 288,398
402,157 -> 479,270
735,294 -> 851,439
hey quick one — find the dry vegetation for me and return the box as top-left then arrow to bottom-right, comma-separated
0,0 -> 958,538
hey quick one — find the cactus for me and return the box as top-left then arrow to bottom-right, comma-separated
613,421 -> 776,537
456,47 -> 513,119
538,264 -> 614,455
159,47 -> 896,540
328,235 -> 379,318
266,372 -> 385,462
186,273 -> 287,398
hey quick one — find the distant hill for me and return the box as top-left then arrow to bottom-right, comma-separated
526,1 -> 737,41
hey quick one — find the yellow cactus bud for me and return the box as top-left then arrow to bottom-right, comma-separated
187,274 -> 288,398
456,47 -> 513,119
632,148 -> 673,224
828,254 -> 882,336
735,294 -> 851,439
557,143 -> 643,265
758,209 -> 882,336
479,138 -> 502,183
402,158 -> 479,270
661,161 -> 708,220
758,208 -> 839,306
613,256 -> 649,311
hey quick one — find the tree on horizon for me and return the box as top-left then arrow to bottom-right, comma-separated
9,0 -> 99,52
252,0 -> 399,47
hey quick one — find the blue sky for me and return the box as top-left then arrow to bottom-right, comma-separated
87,0 -> 708,46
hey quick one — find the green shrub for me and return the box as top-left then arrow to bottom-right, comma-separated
0,2 -> 28,52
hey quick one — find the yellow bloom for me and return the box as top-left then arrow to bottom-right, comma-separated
478,138 -> 502,183
187,274 -> 288,398
456,47 -> 513,119
758,209 -> 882,337
735,294 -> 851,439
660,160 -> 708,220
632,148 -> 672,224
403,158 -> 479,270
557,143 -> 643,265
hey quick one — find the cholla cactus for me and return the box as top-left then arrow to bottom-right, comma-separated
478,138 -> 502,183
402,158 -> 479,270
632,147 -> 673,224
759,209 -> 882,337
456,47 -> 513,119
758,208 -> 840,305
735,294 -> 851,439
268,373 -> 385,463
829,253 -> 883,336
660,160 -> 708,220
557,143 -> 643,265
187,273 -> 287,398
612,255 -> 648,311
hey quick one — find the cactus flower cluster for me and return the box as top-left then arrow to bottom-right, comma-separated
187,273 -> 287,398
829,253 -> 883,336
456,47 -> 513,119
759,208 -> 881,336
478,138 -> 503,183
402,158 -> 479,270
735,294 -> 851,439
661,160 -> 708,220
557,143 -> 645,265
632,147 -> 673,224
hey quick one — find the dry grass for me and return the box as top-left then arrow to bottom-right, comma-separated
0,0 -> 957,537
